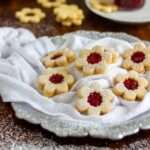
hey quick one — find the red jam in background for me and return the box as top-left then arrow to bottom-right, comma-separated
115,0 -> 145,10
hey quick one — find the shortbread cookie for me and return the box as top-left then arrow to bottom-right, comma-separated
42,48 -> 76,68
15,8 -> 46,23
90,0 -> 118,13
53,4 -> 84,26
113,71 -> 148,101
122,43 -> 150,73
75,83 -> 114,115
36,67 -> 75,97
75,46 -> 118,76
37,0 -> 66,8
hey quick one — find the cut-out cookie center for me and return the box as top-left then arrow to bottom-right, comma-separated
131,51 -> 145,63
26,12 -> 36,17
87,92 -> 102,107
124,78 -> 138,90
51,53 -> 62,60
87,52 -> 102,64
49,74 -> 64,84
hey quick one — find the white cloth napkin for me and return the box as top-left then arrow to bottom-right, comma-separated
0,32 -> 150,126
0,27 -> 36,58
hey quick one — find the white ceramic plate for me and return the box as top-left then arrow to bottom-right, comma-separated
85,0 -> 150,24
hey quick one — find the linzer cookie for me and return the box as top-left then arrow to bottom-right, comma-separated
122,43 -> 150,73
113,71 -> 148,101
53,4 -> 84,26
42,48 -> 76,68
75,46 -> 118,76
75,83 -> 114,115
36,67 -> 75,97
15,8 -> 46,23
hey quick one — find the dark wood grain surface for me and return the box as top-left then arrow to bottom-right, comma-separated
0,0 -> 150,149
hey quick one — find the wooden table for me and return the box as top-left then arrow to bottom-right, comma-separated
0,0 -> 150,149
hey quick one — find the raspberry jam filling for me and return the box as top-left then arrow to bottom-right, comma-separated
49,74 -> 64,84
131,51 -> 145,63
115,0 -> 145,10
124,78 -> 138,90
87,52 -> 102,64
51,53 -> 62,60
87,92 -> 102,107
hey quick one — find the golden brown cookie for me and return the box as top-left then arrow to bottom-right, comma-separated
113,71 -> 148,101
15,8 -> 46,23
53,4 -> 84,26
36,67 -> 75,97
122,43 -> 150,73
37,0 -> 66,8
75,46 -> 118,76
75,83 -> 114,115
42,48 -> 76,68
90,0 -> 118,13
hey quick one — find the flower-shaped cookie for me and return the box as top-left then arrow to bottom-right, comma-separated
113,71 -> 148,101
75,46 -> 118,76
122,43 -> 150,73
75,84 -> 114,115
53,4 -> 84,26
15,8 -> 46,23
37,0 -> 66,8
36,67 -> 75,97
42,48 -> 76,68
90,0 -> 118,13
